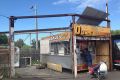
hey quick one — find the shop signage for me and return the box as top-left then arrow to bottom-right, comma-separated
50,32 -> 70,42
74,24 -> 110,37
42,32 -> 70,42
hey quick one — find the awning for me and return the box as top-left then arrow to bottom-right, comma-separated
77,7 -> 108,26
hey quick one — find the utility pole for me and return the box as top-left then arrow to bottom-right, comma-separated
106,0 -> 110,28
31,5 -> 39,50
35,5 -> 39,50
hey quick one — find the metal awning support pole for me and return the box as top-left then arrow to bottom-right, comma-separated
108,17 -> 112,70
71,16 -> 77,78
106,0 -> 112,70
109,28 -> 113,70
9,16 -> 15,78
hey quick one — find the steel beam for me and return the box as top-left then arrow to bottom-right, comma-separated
14,14 -> 110,22
0,27 -> 70,34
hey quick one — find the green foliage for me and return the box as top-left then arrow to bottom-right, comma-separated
15,39 -> 25,48
0,34 -> 8,45
31,39 -> 36,48
31,39 -> 40,49
22,44 -> 30,49
111,30 -> 120,35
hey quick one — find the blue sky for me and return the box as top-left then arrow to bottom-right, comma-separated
0,0 -> 120,45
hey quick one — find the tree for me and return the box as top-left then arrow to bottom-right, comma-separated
22,44 -> 30,49
111,30 -> 120,35
31,39 -> 40,49
0,34 -> 8,45
15,39 -> 25,48
31,39 -> 36,48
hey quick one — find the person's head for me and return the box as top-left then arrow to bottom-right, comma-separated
84,48 -> 88,52
76,45 -> 79,48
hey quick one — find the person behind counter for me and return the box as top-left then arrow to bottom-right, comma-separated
84,48 -> 92,68
75,45 -> 80,63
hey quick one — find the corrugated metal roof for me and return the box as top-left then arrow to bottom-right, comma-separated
77,7 -> 108,26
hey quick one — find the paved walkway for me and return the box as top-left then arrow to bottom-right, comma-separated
4,66 -> 120,80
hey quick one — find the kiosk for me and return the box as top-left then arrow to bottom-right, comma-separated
40,7 -> 112,72
40,23 -> 111,71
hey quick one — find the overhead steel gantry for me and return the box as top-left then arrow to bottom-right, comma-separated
0,27 -> 70,34
8,13 -> 110,78
0,13 -> 110,34
0,13 -> 110,35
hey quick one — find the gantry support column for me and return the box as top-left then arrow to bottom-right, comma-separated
9,16 -> 15,78
71,16 -> 77,78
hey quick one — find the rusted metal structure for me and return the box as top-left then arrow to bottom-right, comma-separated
7,12 -> 111,78
0,8 -> 111,78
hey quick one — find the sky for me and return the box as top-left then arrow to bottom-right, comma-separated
0,0 -> 120,45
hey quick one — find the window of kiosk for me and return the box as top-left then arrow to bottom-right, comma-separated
76,40 -> 96,64
57,42 -> 70,55
58,43 -> 64,55
50,43 -> 58,55
76,41 -> 96,53
50,42 -> 70,55
64,42 -> 70,55
50,44 -> 55,55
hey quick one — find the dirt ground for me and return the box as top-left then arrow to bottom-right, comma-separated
4,66 -> 120,80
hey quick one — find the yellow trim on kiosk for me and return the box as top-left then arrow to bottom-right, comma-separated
73,24 -> 110,37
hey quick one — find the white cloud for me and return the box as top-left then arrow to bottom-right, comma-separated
67,0 -> 80,3
53,0 -> 111,12
53,0 -> 67,5
53,0 -> 81,5
76,0 -> 104,9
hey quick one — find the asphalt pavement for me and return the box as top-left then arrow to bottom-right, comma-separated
4,66 -> 120,80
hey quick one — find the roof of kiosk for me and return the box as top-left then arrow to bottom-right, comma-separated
41,7 -> 110,42
77,7 -> 108,26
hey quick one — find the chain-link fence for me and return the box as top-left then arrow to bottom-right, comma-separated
19,48 -> 40,67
